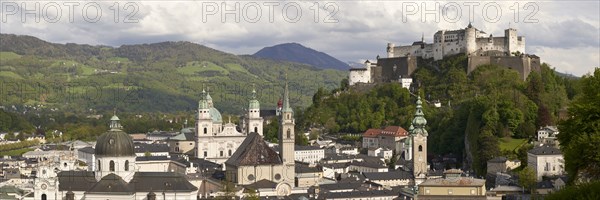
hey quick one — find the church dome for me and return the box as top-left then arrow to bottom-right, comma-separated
210,107 -> 222,123
95,115 -> 135,157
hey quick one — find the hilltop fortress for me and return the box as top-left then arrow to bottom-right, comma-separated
350,23 -> 540,86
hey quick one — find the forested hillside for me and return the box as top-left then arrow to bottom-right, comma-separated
0,34 -> 346,114
299,54 -> 581,175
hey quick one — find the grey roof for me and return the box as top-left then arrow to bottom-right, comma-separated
130,172 -> 198,192
225,132 -> 282,167
133,143 -> 169,153
295,145 -> 321,151
363,171 -> 414,181
318,189 -> 399,199
348,161 -> 387,169
58,171 -> 97,191
86,173 -> 134,194
95,129 -> 135,157
58,171 -> 197,192
528,146 -> 562,155
295,162 -> 321,173
318,182 -> 362,191
78,147 -> 95,154
488,157 -> 508,163
537,180 -> 554,189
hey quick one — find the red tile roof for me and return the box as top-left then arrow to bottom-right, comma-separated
362,126 -> 408,138
363,129 -> 381,138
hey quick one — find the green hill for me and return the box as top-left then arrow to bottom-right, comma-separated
0,34 -> 346,113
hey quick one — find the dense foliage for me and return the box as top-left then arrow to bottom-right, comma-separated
0,34 -> 345,114
558,68 -> 600,182
298,54 -> 578,175
545,181 -> 600,200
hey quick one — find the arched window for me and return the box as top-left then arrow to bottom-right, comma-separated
287,129 -> 291,139
203,128 -> 207,134
41,194 -> 47,200
125,160 -> 129,171
418,145 -> 423,152
228,149 -> 232,156
109,160 -> 115,172
254,127 -> 258,133
97,160 -> 101,171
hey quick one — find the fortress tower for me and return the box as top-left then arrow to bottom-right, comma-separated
465,23 -> 477,55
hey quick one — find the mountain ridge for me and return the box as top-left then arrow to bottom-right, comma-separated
253,42 -> 350,70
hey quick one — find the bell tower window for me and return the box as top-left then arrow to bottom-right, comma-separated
287,129 -> 291,139
418,145 -> 423,152
125,160 -> 129,171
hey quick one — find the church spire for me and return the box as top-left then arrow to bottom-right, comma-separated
282,75 -> 292,113
411,96 -> 428,136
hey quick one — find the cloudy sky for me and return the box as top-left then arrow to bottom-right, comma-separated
1,0 -> 598,76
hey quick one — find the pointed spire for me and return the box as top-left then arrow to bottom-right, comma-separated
282,74 -> 293,113
411,95 -> 427,136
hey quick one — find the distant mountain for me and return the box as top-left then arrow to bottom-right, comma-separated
0,34 -> 346,113
253,43 -> 350,70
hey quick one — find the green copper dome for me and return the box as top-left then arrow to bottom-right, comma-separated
199,90 -> 209,109
249,89 -> 260,110
411,96 -> 428,136
210,107 -> 222,123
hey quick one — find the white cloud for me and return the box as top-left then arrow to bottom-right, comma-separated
530,46 -> 599,76
0,0 -> 598,75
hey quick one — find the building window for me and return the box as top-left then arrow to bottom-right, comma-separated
110,160 -> 115,172
248,174 -> 255,181
125,160 -> 129,171
203,128 -> 207,134
274,174 -> 281,180
220,151 -> 224,157
204,151 -> 207,158
287,129 -> 291,139
97,160 -> 101,171
41,194 -> 47,200
418,145 -> 423,152
228,149 -> 232,156
254,127 -> 258,133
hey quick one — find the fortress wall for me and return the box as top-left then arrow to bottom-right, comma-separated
467,56 -> 491,74
468,56 -> 538,80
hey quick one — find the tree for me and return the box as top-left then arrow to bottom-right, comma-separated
558,68 -> 600,182
518,166 -> 537,193
217,181 -> 236,200
246,189 -> 260,200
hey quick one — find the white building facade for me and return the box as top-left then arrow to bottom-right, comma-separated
196,89 -> 264,164
527,146 -> 564,181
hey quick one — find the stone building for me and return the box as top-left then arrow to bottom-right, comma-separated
527,145 -> 564,181
224,81 -> 296,197
33,115 -> 197,200
196,89 -> 264,164
387,23 -> 525,61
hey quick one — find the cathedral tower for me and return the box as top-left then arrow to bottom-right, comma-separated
247,88 -> 264,135
411,96 -> 428,183
278,79 -> 295,185
197,90 -> 213,158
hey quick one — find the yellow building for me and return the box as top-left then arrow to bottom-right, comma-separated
417,170 -> 486,200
